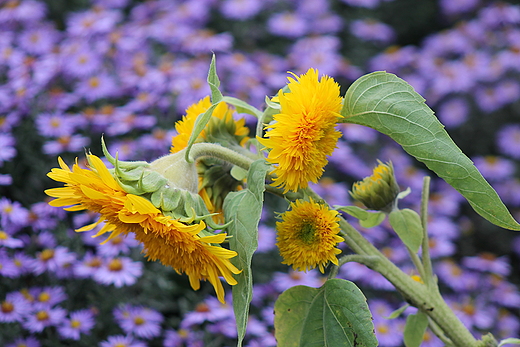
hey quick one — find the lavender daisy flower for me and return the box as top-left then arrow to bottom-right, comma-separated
32,286 -> 67,309
341,0 -> 383,9
267,12 -> 308,38
489,275 -> 520,308
92,256 -> 143,287
350,19 -> 396,44
497,124 -> 520,159
61,43 -> 103,78
105,111 -> 157,136
164,329 -> 202,347
440,0 -> 480,16
66,8 -> 122,37
35,112 -> 78,138
75,74 -> 119,102
256,224 -> 276,253
472,156 -> 515,182
96,233 -> 139,257
0,250 -> 19,278
0,230 -> 23,248
0,198 -> 29,233
462,252 -> 511,276
100,335 -> 147,347
30,246 -> 77,277
373,318 -> 403,347
73,251 -> 103,278
115,305 -> 164,339
0,292 -> 31,323
181,297 -> 233,329
0,174 -> 12,186
271,269 -> 326,293
339,262 -> 394,290
0,133 -> 16,166
12,251 -> 34,275
220,0 -> 263,20
17,24 -> 59,55
6,336 -> 40,347
29,201 -> 65,232
437,97 -> 470,128
435,259 -> 479,292
57,309 -> 96,341
42,134 -> 90,155
288,36 -> 342,77
22,306 -> 67,333
0,0 -> 47,24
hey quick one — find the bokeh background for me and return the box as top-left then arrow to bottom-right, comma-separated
1,0 -> 520,346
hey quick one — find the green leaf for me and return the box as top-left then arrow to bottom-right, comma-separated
388,208 -> 423,253
274,278 -> 378,347
498,338 -> 520,346
341,71 -> 520,231
222,96 -> 263,118
223,159 -> 269,347
384,304 -> 409,319
184,103 -> 219,163
403,311 -> 429,347
207,54 -> 223,103
336,205 -> 385,228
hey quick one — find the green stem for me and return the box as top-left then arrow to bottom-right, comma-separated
420,176 -> 435,287
406,245 -> 426,281
189,143 -> 255,171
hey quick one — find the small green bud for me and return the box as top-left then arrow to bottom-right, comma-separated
350,160 -> 400,213
149,150 -> 198,194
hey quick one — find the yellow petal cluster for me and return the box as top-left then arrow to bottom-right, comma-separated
276,198 -> 344,273
45,155 -> 240,303
258,68 -> 342,193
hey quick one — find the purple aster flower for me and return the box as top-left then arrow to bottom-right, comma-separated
181,296 -> 233,329
426,236 -> 455,258
164,329 -> 203,347
271,269 -> 326,293
92,256 -> 143,287
75,74 -> 119,102
105,111 -> 157,136
115,305 -> 163,339
289,36 -> 342,77
220,0 -> 263,20
11,251 -> 34,275
339,262 -> 394,290
427,216 -> 459,240
267,12 -> 308,38
28,201 -> 65,231
100,335 -> 147,347
462,252 -> 511,276
474,86 -> 503,113
0,0 -> 47,24
0,174 -> 12,186
30,246 -> 77,277
22,306 -> 67,333
449,295 -> 497,330
439,0 -> 480,16
0,133 -> 16,166
329,141 -> 373,179
309,178 -> 350,207
0,111 -> 22,132
496,310 -> 520,338
42,134 -> 90,155
96,233 -> 139,257
472,156 -> 515,182
489,275 -> 520,308
435,259 -> 479,292
74,251 -> 103,278
32,286 -> 67,309
350,19 -> 396,44
497,124 -> 520,159
57,309 -> 96,341
0,197 -> 30,234
181,30 -> 233,55
61,43 -> 103,78
17,24 -> 59,55
437,97 -> 470,128
107,139 -> 141,161
134,128 -> 177,155
0,249 -> 20,278
373,318 -> 403,347
31,230 -> 57,249
0,292 -> 31,323
6,336 -> 40,347
66,7 -> 122,37
35,112 -> 78,138
0,230 -> 23,248
256,224 -> 276,253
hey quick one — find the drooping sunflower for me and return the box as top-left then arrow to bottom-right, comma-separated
276,198 -> 344,273
170,96 -> 250,223
45,154 -> 240,303
258,68 -> 342,193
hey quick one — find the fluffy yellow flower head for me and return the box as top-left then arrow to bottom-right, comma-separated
258,68 -> 342,193
276,198 -> 344,273
45,155 -> 240,303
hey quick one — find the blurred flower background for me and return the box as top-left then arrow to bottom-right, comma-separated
1,0 -> 520,346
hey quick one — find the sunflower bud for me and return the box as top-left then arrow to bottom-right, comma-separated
350,161 -> 400,213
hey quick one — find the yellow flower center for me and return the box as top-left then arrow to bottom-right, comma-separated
108,258 -> 123,272
0,231 -> 8,240
134,316 -> 145,325
38,292 -> 51,303
36,310 -> 50,321
70,319 -> 81,328
39,249 -> 55,261
1,301 -> 14,313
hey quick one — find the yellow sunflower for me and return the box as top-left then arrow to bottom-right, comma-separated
276,198 -> 344,273
258,68 -> 342,193
170,96 -> 250,223
45,155 -> 240,303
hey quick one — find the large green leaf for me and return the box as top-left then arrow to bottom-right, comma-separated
341,71 -> 520,231
223,159 -> 269,347
388,208 -> 423,253
274,279 -> 378,347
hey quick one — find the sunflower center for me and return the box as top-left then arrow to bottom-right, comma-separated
298,221 -> 317,244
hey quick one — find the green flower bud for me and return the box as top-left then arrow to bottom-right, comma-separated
350,161 -> 400,213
